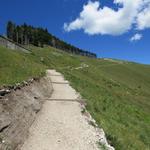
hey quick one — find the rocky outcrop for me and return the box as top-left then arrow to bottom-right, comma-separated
0,76 -> 53,150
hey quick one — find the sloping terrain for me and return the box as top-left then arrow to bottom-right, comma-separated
0,75 -> 53,150
0,46 -> 46,86
21,70 -> 113,150
0,45 -> 150,149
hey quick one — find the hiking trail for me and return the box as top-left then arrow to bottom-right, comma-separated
21,70 -> 114,150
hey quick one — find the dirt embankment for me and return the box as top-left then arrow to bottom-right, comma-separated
0,76 -> 53,150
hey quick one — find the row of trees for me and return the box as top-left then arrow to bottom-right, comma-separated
6,21 -> 97,58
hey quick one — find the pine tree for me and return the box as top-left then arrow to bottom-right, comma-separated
7,21 -> 15,40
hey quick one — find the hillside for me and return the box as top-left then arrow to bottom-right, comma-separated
6,21 -> 96,58
0,45 -> 150,150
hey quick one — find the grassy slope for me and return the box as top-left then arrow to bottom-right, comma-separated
0,46 -> 47,86
0,46 -> 150,150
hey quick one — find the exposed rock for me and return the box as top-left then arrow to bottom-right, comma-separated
28,78 -> 34,83
23,81 -> 28,86
0,89 -> 10,96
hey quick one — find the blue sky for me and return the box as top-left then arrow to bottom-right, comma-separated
0,0 -> 150,64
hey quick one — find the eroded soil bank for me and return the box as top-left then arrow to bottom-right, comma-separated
0,75 -> 53,150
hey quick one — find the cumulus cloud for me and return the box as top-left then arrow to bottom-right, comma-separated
64,0 -> 150,35
136,4 -> 150,29
130,33 -> 143,41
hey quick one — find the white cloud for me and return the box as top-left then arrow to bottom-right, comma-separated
136,4 -> 150,29
130,33 -> 143,41
64,0 -> 150,35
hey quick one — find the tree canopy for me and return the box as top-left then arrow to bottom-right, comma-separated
6,21 -> 97,58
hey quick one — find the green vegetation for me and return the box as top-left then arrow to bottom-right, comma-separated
0,45 -> 150,150
0,46 -> 46,86
6,21 -> 96,57
97,142 -> 108,150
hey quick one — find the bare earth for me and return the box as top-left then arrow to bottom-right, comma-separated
21,70 -> 114,150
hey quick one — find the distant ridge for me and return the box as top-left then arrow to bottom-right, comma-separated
6,21 -> 97,58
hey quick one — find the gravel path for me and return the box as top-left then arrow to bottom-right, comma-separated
21,70 -> 114,150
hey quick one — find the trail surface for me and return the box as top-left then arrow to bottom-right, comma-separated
21,70 -> 113,150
